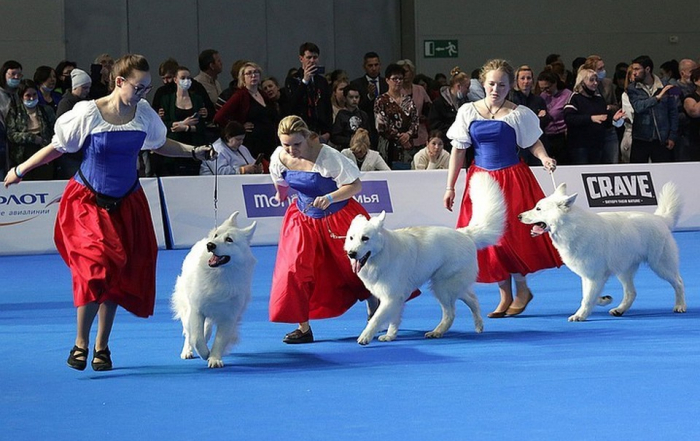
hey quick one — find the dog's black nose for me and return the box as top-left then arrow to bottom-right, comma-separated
207,242 -> 216,252
517,214 -> 523,220
347,251 -> 357,259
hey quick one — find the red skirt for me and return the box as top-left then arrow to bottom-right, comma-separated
54,179 -> 158,317
457,162 -> 563,283
269,199 -> 372,323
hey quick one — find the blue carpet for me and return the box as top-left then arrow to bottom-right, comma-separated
1,232 -> 699,440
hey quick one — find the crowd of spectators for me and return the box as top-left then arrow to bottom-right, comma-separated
1,47 -> 699,179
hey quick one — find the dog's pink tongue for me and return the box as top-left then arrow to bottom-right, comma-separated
350,259 -> 361,274
208,255 -> 221,266
530,225 -> 545,237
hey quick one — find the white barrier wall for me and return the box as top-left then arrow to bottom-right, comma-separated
162,162 -> 700,248
1,163 -> 698,254
0,178 -> 166,255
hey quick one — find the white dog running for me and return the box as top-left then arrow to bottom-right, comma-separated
519,182 -> 685,321
171,212 -> 257,368
344,172 -> 506,345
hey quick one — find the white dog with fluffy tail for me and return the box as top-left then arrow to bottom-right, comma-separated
519,182 -> 685,322
344,172 -> 505,345
171,212 -> 257,368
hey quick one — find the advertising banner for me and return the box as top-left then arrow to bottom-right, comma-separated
0,178 -> 165,255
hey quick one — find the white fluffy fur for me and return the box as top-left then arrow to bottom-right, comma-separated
519,182 -> 685,321
171,212 -> 257,368
344,172 -> 506,345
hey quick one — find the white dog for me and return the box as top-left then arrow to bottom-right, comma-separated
171,212 -> 257,368
344,172 -> 506,345
519,182 -> 685,321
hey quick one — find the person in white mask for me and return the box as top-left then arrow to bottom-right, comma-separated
5,79 -> 56,179
154,66 -> 206,175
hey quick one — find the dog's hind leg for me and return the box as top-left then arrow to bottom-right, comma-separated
425,299 -> 456,339
358,298 -> 403,345
647,243 -> 686,313
186,310 -> 210,360
458,287 -> 484,334
569,277 -> 606,321
609,269 -> 638,316
178,307 -> 195,359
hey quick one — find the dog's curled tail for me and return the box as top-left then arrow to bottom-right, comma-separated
458,172 -> 506,249
655,181 -> 682,229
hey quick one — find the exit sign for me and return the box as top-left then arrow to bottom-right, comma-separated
424,40 -> 458,58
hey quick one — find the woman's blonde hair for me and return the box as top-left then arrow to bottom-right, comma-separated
277,115 -> 311,139
349,128 -> 370,154
479,59 -> 515,85
238,62 -> 263,89
448,66 -> 469,86
573,68 -> 597,93
110,54 -> 149,88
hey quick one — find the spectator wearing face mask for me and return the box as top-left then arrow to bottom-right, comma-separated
6,79 -> 56,180
152,66 -> 206,176
33,66 -> 63,113
581,55 -> 620,163
428,66 -> 470,152
1,60 -> 24,175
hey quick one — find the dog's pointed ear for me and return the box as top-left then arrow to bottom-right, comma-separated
226,211 -> 240,227
561,193 -> 577,209
555,183 -> 567,196
241,221 -> 257,242
377,210 -> 386,225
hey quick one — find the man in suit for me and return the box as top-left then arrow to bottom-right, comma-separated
350,52 -> 387,149
285,42 -> 333,142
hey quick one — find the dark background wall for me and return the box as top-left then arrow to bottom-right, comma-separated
1,0 -> 697,85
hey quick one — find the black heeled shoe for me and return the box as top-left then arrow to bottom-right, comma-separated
67,346 -> 88,371
91,347 -> 113,371
283,328 -> 314,344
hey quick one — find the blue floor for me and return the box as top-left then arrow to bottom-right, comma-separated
1,232 -> 699,440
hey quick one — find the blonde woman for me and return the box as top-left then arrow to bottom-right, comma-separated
3,54 -> 214,371
444,59 -> 562,318
341,128 -> 390,171
268,116 -> 371,343
214,61 -> 278,159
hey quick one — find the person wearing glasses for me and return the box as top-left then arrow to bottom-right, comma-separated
268,115 -> 371,344
3,54 -> 215,372
214,62 -> 279,161
374,63 -> 419,169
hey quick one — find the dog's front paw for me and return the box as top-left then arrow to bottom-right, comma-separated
180,349 -> 195,360
357,332 -> 373,345
378,334 -> 396,342
207,358 -> 224,368
608,308 -> 625,317
424,331 -> 444,339
568,314 -> 587,322
674,304 -> 687,313
474,320 -> 484,333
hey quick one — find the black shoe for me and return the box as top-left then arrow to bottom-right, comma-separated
67,346 -> 88,371
91,347 -> 113,371
283,328 -> 314,344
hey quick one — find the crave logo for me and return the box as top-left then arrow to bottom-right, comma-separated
582,172 -> 657,207
0,191 -> 62,226
242,180 -> 394,218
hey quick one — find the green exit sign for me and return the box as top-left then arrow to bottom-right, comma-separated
424,40 -> 458,58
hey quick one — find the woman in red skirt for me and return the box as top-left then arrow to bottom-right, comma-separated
269,115 -> 371,343
4,54 -> 214,370
443,59 -> 563,318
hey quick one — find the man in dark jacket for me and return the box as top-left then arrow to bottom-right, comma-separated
627,55 -> 679,163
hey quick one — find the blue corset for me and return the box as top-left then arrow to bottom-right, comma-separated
471,120 -> 520,171
75,131 -> 147,197
282,170 -> 347,219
